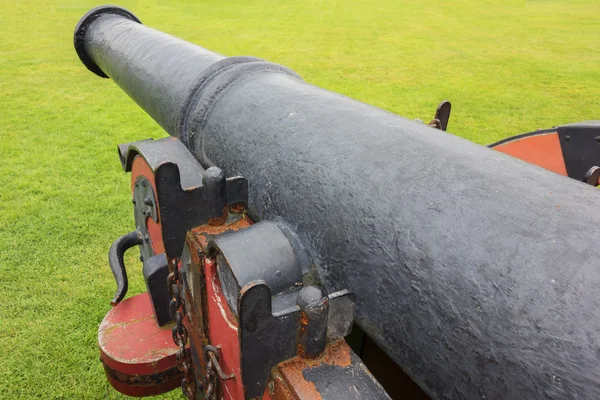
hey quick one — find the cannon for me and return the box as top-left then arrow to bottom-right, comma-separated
74,6 -> 600,400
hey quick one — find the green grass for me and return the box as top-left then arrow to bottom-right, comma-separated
0,0 -> 598,398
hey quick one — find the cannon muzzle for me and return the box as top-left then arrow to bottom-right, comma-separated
75,6 -> 600,400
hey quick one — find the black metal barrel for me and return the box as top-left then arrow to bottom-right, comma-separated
75,6 -> 600,399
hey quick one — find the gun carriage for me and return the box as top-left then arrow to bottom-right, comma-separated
74,6 -> 600,399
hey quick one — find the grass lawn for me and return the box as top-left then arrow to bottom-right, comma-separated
1,0 -> 598,398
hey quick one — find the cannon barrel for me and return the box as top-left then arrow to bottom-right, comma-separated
75,6 -> 600,399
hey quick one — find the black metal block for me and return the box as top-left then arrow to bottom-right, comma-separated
142,253 -> 172,327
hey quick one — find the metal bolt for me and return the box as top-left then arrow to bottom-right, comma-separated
144,234 -> 150,241
595,136 -> 600,142
131,197 -> 136,204
144,195 -> 153,206
141,180 -> 147,187
143,209 -> 150,216
565,135 -> 571,142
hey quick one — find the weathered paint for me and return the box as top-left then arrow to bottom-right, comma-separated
186,215 -> 253,399
98,292 -> 181,396
189,216 -> 253,247
268,339 -> 391,399
268,340 -> 351,399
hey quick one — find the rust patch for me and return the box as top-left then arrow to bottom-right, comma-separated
296,312 -> 312,360
229,202 -> 247,214
267,370 -> 306,400
273,363 -> 321,399
184,217 -> 254,400
188,215 -> 253,249
270,340 -> 352,399
101,357 -> 181,397
311,339 -> 352,367
207,206 -> 229,226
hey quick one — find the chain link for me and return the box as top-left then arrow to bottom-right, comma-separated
167,257 -> 195,399
168,255 -> 231,399
204,352 -> 216,400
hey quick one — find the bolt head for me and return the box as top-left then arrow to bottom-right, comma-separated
297,286 -> 324,309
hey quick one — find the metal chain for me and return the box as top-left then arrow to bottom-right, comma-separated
204,350 -> 216,400
167,257 -> 195,399
167,255 -> 233,399
203,343 -> 235,399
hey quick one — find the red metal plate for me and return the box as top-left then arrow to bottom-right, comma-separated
491,131 -> 568,176
131,155 -> 166,255
186,216 -> 253,400
98,292 -> 182,396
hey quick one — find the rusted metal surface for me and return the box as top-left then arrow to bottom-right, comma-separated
277,339 -> 352,392
271,340 -> 351,398
296,287 -> 328,360
207,206 -> 229,226
265,371 -> 298,400
206,345 -> 236,380
168,257 -> 195,398
296,312 -> 311,361
98,292 -> 182,397
101,359 -> 182,397
268,339 -> 390,400
188,215 -> 253,247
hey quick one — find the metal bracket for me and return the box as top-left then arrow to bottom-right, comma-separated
557,121 -> 600,181
142,253 -> 172,326
133,175 -> 157,262
429,100 -> 451,131
414,100 -> 452,131
583,166 -> 600,186
205,345 -> 235,381
206,221 -> 355,399
117,137 -> 248,259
